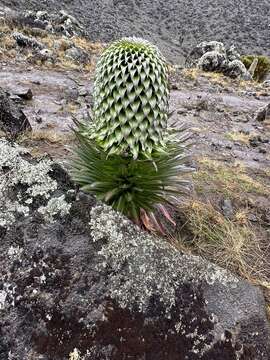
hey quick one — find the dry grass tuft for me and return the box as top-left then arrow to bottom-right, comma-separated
182,68 -> 201,80
181,68 -> 235,88
225,131 -> 253,145
176,200 -> 270,284
267,305 -> 270,320
19,129 -> 75,144
202,71 -> 230,86
193,157 -> 270,198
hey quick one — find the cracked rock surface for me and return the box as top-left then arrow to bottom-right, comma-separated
0,141 -> 270,360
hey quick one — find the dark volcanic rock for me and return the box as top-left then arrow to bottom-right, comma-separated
0,141 -> 270,359
13,87 -> 33,100
0,87 -> 31,136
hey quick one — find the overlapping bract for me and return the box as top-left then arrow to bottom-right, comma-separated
92,37 -> 169,159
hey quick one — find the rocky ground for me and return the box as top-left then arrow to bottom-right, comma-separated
0,54 -> 270,279
0,7 -> 270,360
0,140 -> 270,359
1,53 -> 270,277
1,0 -> 270,63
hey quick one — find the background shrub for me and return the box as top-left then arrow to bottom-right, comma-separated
241,55 -> 270,82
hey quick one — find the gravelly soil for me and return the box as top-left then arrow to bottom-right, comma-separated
1,0 -> 270,63
0,62 -> 269,169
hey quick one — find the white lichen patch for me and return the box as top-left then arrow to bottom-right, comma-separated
7,246 -> 23,260
89,203 -> 242,352
69,348 -> 82,360
38,195 -> 71,223
0,290 -> 7,310
0,140 -> 71,227
90,203 -> 239,316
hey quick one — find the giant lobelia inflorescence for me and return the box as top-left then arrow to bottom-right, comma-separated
92,37 -> 169,159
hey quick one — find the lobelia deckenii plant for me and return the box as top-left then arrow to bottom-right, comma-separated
71,37 -> 192,232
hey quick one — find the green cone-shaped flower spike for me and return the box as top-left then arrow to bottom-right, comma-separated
92,37 -> 169,159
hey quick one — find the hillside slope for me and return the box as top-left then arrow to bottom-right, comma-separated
1,0 -> 270,63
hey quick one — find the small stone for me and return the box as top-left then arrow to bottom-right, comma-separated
65,46 -> 90,64
0,290 -> 7,310
177,108 -> 187,115
35,116 -> 42,124
249,137 -> 260,147
248,214 -> 258,222
79,88 -> 89,97
36,10 -> 48,21
13,88 -> 33,100
9,94 -> 24,104
258,147 -> 267,154
220,199 -> 234,218
39,48 -> 54,60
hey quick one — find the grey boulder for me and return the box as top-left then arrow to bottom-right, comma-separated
65,46 -> 90,64
0,140 -> 269,360
185,41 -> 226,68
224,59 -> 252,80
226,45 -> 241,62
186,41 -> 251,80
12,31 -> 45,50
197,51 -> 227,72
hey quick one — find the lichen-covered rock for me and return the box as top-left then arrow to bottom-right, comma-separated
12,31 -> 45,49
185,41 -> 226,68
197,51 -> 227,72
2,7 -> 85,38
0,142 -> 269,360
186,41 -> 251,80
0,140 -> 72,230
223,59 -> 252,80
0,87 -> 31,137
226,45 -> 241,62
65,46 -> 90,64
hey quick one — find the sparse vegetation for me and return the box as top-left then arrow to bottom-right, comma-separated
225,131 -> 253,145
241,55 -> 270,82
193,157 -> 270,199
0,23 -> 104,70
176,200 -> 269,284
19,129 -> 75,144
172,156 -> 270,292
